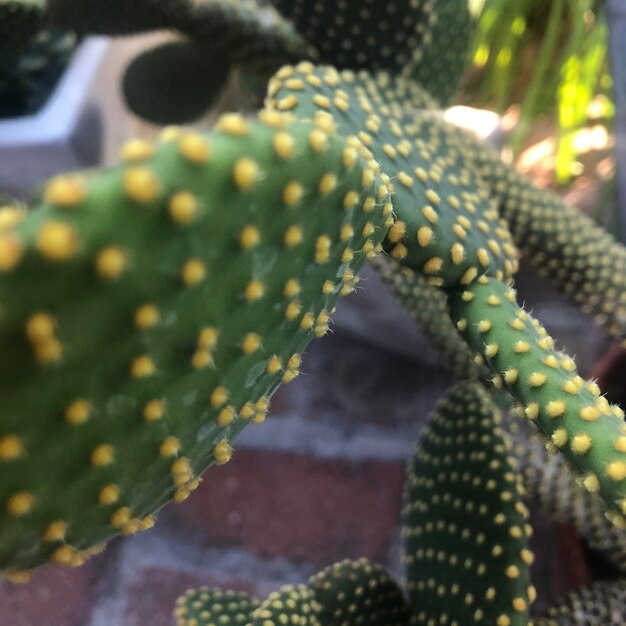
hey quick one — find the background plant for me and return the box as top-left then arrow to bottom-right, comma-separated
467,0 -> 613,186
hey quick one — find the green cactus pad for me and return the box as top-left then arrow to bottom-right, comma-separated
269,0 -> 435,72
535,579 -> 626,626
308,558 -> 411,626
0,0 -> 45,59
448,276 -> 626,522
250,584 -> 321,626
405,0 -> 474,105
122,40 -> 230,125
163,0 -> 314,71
0,112 -> 390,576
507,415 -> 626,574
403,382 -> 533,625
370,254 -> 485,380
267,63 -> 519,288
173,587 -> 260,626
480,158 -> 626,348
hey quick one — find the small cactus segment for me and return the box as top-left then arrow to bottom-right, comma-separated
0,113 -> 388,575
122,40 -> 230,125
448,276 -> 626,521
506,415 -> 626,574
403,382 -> 533,626
250,584 -> 321,626
173,588 -> 260,626
534,579 -> 626,626
480,158 -> 626,347
267,64 -> 519,288
308,558 -> 411,626
405,0 -> 474,106
370,254 -> 485,380
269,0 -> 435,72
0,0 -> 45,58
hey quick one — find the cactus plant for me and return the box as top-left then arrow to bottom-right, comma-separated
0,112 -> 389,573
2,0 -> 626,624
173,383 -> 626,625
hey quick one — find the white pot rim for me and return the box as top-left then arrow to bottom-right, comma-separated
0,36 -> 109,146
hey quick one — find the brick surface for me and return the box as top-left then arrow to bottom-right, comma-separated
124,567 -> 255,626
0,554 -> 108,626
164,449 -> 405,568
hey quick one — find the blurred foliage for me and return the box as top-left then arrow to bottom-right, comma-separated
465,0 -> 614,185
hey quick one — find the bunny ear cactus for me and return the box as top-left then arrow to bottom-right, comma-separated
534,579 -> 626,625
403,382 -> 534,626
448,276 -> 626,523
173,588 -> 261,626
161,0 -> 314,72
403,0 -> 475,105
121,40 -> 231,125
267,64 -> 519,288
174,559 -> 411,626
506,415 -> 626,574
47,0 -> 313,72
268,0 -> 436,72
0,111 -> 392,577
308,558 -> 412,626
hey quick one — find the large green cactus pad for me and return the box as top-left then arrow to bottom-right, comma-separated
121,40 -> 230,125
267,63 -> 519,288
405,0 -> 474,105
269,0 -> 435,72
449,276 -> 626,522
0,112 -> 390,576
403,382 -> 533,625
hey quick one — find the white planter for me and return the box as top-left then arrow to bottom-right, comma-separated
0,37 -> 109,199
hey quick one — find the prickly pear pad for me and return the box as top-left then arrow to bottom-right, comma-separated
308,558 -> 412,626
250,585 -> 321,626
449,276 -> 626,523
270,0 -> 435,72
267,63 -> 518,288
0,112 -> 389,575
403,382 -> 533,625
173,588 -> 260,626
